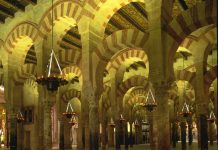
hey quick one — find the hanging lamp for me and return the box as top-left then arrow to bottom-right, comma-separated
179,53 -> 191,117
17,111 -> 25,123
63,102 -> 76,119
119,114 -> 125,122
36,0 -> 68,91
69,115 -> 77,126
134,119 -> 139,127
207,111 -> 216,123
109,118 -> 115,127
141,85 -> 157,112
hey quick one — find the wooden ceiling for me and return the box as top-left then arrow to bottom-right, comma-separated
60,26 -> 81,51
105,2 -> 148,37
0,0 -> 37,23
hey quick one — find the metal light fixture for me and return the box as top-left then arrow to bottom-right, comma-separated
68,115 -> 77,126
180,102 -> 191,117
63,102 -> 76,119
179,52 -> 191,118
119,114 -> 125,122
109,118 -> 115,127
36,0 -> 68,91
207,111 -> 216,123
134,119 -> 139,127
16,111 -> 24,123
141,88 -> 157,112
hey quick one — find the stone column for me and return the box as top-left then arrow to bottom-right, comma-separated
77,115 -> 83,150
208,122 -> 215,145
89,100 -> 99,150
124,122 -> 129,149
9,113 -> 17,150
172,121 -> 177,148
101,120 -> 107,150
43,100 -> 53,150
129,122 -> 133,147
138,124 -> 143,144
115,120 -> 121,150
154,85 -> 171,150
63,117 -> 71,149
187,120 -> 193,145
59,118 -> 64,150
180,121 -> 187,150
135,124 -> 139,145
199,114 -> 208,149
149,113 -> 158,150
108,124 -> 115,147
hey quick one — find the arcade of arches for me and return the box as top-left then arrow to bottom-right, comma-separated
0,0 -> 217,150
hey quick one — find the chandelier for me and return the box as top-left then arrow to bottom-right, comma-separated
134,119 -> 139,127
207,111 -> 216,123
119,114 -> 125,122
63,102 -> 76,119
180,102 -> 191,117
69,115 -> 77,126
179,52 -> 191,118
16,111 -> 24,123
141,87 -> 157,112
109,118 -> 115,127
36,0 -> 68,91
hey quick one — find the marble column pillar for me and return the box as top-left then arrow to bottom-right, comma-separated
208,122 -> 215,145
59,118 -> 64,150
43,101 -> 53,150
172,121 -> 177,148
10,114 -> 17,150
129,122 -> 133,147
89,101 -> 99,150
124,122 -> 129,149
108,124 -> 115,147
135,124 -> 139,145
149,114 -> 158,150
199,114 -> 208,150
115,120 -> 121,150
154,85 -> 171,150
101,121 -> 107,149
63,117 -> 72,149
77,115 -> 83,150
187,121 -> 193,145
180,121 -> 187,150
139,124 -> 143,144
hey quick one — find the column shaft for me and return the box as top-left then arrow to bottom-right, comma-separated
10,115 -> 17,150
181,121 -> 187,150
43,102 -> 52,150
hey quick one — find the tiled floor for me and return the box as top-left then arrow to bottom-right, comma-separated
0,143 -> 217,149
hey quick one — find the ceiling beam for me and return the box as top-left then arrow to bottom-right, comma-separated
4,0 -> 25,11
118,10 -> 145,32
178,0 -> 188,10
22,0 -> 37,5
0,5 -> 14,18
132,3 -> 147,19
0,14 -> 5,23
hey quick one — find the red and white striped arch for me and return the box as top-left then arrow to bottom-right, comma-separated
62,65 -> 82,78
166,0 -> 217,69
62,89 -> 81,103
117,75 -> 148,97
106,48 -> 148,72
4,22 -> 41,54
100,29 -> 149,59
91,0 -> 145,35
58,49 -> 81,67
13,63 -> 37,85
204,65 -> 217,90
175,70 -> 196,86
39,0 -> 94,38
0,39 -> 3,49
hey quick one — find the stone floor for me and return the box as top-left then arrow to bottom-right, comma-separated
0,143 -> 217,149
60,142 -> 217,150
